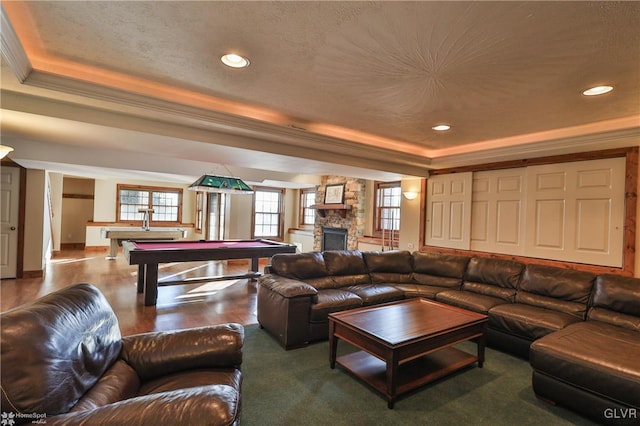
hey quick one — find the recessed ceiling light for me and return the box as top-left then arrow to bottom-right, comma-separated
432,124 -> 451,131
582,85 -> 613,96
221,53 -> 250,68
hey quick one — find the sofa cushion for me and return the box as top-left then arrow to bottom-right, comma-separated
516,264 -> 594,320
342,284 -> 404,305
412,251 -> 469,289
530,321 -> 640,408
0,283 -> 122,417
310,290 -> 363,322
462,257 -> 524,302
436,290 -> 508,314
71,360 -> 139,412
270,252 -> 327,280
138,369 -> 242,396
390,284 -> 448,300
489,303 -> 583,340
306,276 -> 343,290
363,251 -> 413,284
588,274 -> 640,331
323,250 -> 368,275
323,250 -> 371,287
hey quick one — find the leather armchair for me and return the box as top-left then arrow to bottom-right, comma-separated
1,283 -> 243,425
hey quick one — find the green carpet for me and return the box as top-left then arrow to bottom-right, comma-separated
241,324 -> 596,425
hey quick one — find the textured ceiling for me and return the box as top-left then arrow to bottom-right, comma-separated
1,1 -> 640,181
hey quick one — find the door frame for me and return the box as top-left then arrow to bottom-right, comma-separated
0,160 -> 26,279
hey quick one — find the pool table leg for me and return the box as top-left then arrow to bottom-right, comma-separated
250,257 -> 259,279
107,239 -> 119,259
143,263 -> 159,306
136,265 -> 145,293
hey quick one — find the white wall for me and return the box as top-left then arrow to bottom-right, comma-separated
289,231 -> 314,252
357,241 -> 385,251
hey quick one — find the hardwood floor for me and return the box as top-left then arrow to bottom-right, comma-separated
0,249 -> 260,336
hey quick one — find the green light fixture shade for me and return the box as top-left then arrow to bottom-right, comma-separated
188,175 -> 254,194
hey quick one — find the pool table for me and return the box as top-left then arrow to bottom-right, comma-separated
101,227 -> 187,259
123,239 -> 297,305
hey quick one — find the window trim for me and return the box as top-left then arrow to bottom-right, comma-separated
299,188 -> 316,229
373,181 -> 401,237
251,186 -> 285,240
116,184 -> 183,226
195,191 -> 204,232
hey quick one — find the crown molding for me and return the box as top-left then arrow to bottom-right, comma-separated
429,126 -> 640,169
0,5 -> 31,82
23,69 -> 431,164
10,49 -> 638,176
1,88 -> 431,178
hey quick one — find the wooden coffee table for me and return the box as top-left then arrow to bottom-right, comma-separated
329,298 -> 488,408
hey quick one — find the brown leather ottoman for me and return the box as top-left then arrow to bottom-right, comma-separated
530,321 -> 640,424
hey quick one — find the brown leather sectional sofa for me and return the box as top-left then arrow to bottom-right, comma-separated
1,283 -> 244,425
257,249 -> 640,424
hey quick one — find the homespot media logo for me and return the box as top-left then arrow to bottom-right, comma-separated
604,408 -> 638,420
1,412 -> 47,425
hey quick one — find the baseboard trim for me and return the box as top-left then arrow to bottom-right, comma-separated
84,246 -> 109,252
61,243 -> 85,250
23,269 -> 44,279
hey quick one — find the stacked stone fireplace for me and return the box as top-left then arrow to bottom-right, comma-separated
313,176 -> 365,251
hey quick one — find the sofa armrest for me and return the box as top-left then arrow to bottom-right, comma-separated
46,386 -> 240,426
258,274 -> 318,298
121,323 -> 244,381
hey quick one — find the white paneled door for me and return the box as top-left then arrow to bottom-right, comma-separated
1,166 -> 20,278
426,172 -> 472,250
524,157 -> 625,267
471,168 -> 526,255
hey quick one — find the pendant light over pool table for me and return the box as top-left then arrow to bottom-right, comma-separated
188,174 -> 254,194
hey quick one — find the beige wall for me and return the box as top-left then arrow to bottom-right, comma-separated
49,172 -> 63,251
61,177 -> 94,245
283,189 -> 296,241
399,178 -> 422,252
226,193 -> 253,239
24,169 -> 46,273
86,177 -> 197,246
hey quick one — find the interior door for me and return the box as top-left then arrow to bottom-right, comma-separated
1,166 -> 20,278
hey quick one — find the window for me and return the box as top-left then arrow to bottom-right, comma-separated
375,181 -> 401,235
299,189 -> 316,227
195,192 -> 204,232
253,188 -> 284,239
117,185 -> 182,224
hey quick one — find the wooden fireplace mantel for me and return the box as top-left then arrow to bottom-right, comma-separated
311,204 -> 352,218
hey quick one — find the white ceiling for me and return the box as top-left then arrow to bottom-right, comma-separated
1,1 -> 639,185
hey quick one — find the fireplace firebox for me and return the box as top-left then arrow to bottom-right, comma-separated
322,227 -> 348,251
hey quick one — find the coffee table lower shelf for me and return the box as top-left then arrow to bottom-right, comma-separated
336,346 -> 478,405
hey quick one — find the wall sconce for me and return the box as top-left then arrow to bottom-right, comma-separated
0,145 -> 14,159
402,191 -> 418,200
